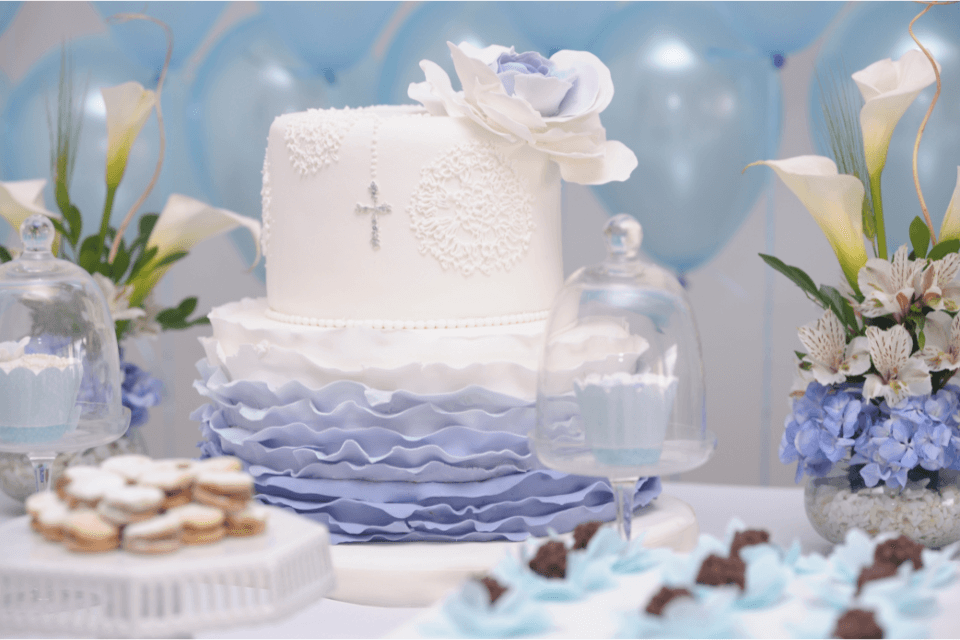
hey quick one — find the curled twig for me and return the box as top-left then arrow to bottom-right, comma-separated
107,13 -> 171,264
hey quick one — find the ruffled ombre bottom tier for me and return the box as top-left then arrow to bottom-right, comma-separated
193,359 -> 661,544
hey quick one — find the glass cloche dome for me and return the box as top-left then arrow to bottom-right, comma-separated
0,215 -> 130,452
533,214 -> 715,481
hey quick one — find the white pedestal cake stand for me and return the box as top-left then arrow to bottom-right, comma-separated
328,493 -> 698,607
0,506 -> 335,638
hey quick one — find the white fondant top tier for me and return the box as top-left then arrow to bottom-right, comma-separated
262,105 -> 563,325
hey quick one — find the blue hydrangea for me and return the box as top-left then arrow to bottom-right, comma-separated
120,355 -> 163,428
784,382 -> 960,487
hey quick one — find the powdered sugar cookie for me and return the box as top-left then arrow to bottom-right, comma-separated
63,511 -> 120,553
167,503 -> 226,545
35,501 -> 71,542
138,467 -> 194,510
193,456 -> 243,473
25,491 -> 64,531
98,485 -> 165,526
193,471 -> 253,512
64,471 -> 126,509
226,504 -> 269,537
123,513 -> 183,555
100,454 -> 154,483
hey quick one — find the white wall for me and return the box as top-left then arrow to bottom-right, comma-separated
0,1 -> 844,487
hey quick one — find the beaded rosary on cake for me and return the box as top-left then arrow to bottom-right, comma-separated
355,116 -> 391,249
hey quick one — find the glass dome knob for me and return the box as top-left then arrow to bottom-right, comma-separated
604,214 -> 642,260
20,215 -> 55,254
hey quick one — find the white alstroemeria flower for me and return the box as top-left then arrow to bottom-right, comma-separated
128,194 -> 261,305
857,245 -> 922,321
102,81 -> 156,188
0,179 -> 57,235
853,49 -> 939,178
409,41 -> 637,185
789,365 -> 816,400
863,324 -> 931,405
938,167 -> 960,242
92,273 -> 145,322
920,310 -> 960,371
796,310 -> 870,385
916,252 -> 960,312
130,292 -> 162,339
749,156 -> 867,290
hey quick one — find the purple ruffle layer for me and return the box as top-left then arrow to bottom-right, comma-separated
193,359 -> 661,543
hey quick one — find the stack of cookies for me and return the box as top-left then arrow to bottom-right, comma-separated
24,455 -> 269,555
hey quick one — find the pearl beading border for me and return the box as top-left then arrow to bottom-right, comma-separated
264,307 -> 549,329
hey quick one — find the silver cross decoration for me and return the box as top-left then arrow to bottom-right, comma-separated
355,181 -> 391,249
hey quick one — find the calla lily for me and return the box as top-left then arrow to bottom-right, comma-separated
938,167 -> 960,242
749,156 -> 867,291
128,194 -> 260,306
102,81 -> 156,189
0,179 -> 57,234
853,49 -> 939,180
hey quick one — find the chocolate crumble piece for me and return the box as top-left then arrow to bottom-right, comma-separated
873,535 -> 924,570
730,528 -> 770,558
855,562 -> 898,594
695,553 -> 746,590
479,576 -> 507,604
528,540 -> 567,579
833,608 -> 884,639
572,520 -> 603,550
644,586 -> 694,616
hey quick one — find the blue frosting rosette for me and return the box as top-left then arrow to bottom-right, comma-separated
419,578 -> 552,638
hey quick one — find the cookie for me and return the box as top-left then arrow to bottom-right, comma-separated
193,471 -> 254,512
168,503 -> 226,545
99,454 -> 154,483
25,491 -> 64,531
63,470 -> 127,509
55,465 -> 107,499
138,467 -> 194,510
226,504 -> 268,537
123,513 -> 183,555
97,485 -> 165,526
35,501 -> 71,543
193,456 -> 243,473
63,510 -> 120,553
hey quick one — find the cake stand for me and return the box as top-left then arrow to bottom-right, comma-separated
328,493 -> 698,607
0,506 -> 335,638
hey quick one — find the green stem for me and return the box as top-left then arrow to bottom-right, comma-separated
870,172 -> 886,260
98,183 -> 117,260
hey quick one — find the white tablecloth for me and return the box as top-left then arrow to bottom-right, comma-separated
0,481 -> 829,639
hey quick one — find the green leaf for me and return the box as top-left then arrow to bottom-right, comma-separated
156,297 -> 205,330
928,239 -> 960,262
918,329 -> 926,351
128,246 -> 159,281
77,235 -> 101,273
111,243 -> 131,284
909,216 -> 930,259
155,250 -> 187,269
138,213 -> 159,239
819,285 -> 859,330
0,246 -> 11,263
794,350 -> 807,362
759,254 -> 822,302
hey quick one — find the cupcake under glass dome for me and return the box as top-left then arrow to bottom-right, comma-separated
0,215 -> 129,455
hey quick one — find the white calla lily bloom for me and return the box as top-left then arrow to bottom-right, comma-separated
863,324 -> 931,406
796,309 -> 870,385
102,81 -> 156,188
920,310 -> 960,372
129,194 -> 261,304
0,179 -> 57,234
857,245 -> 922,321
852,49 -> 939,179
938,167 -> 960,242
750,156 -> 867,290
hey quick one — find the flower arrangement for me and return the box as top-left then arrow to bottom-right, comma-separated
749,2 -> 960,492
408,41 -> 638,185
0,16 -> 259,426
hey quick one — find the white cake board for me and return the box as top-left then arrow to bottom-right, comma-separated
328,493 -> 698,607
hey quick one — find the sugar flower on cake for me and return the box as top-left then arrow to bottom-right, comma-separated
409,41 -> 638,185
419,577 -> 552,638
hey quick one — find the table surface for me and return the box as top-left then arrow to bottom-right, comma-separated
0,481 -> 830,639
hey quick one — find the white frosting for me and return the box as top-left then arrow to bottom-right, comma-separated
0,353 -> 79,374
263,105 -> 563,323
204,298 -> 543,398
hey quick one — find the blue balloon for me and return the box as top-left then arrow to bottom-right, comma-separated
187,16 -> 339,280
92,1 -> 227,74
261,1 -> 399,77
810,2 -> 960,254
591,3 -> 782,274
378,2 -> 537,106
0,2 -> 20,39
496,1 -> 622,54
713,2 -> 843,58
0,36 -> 186,242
